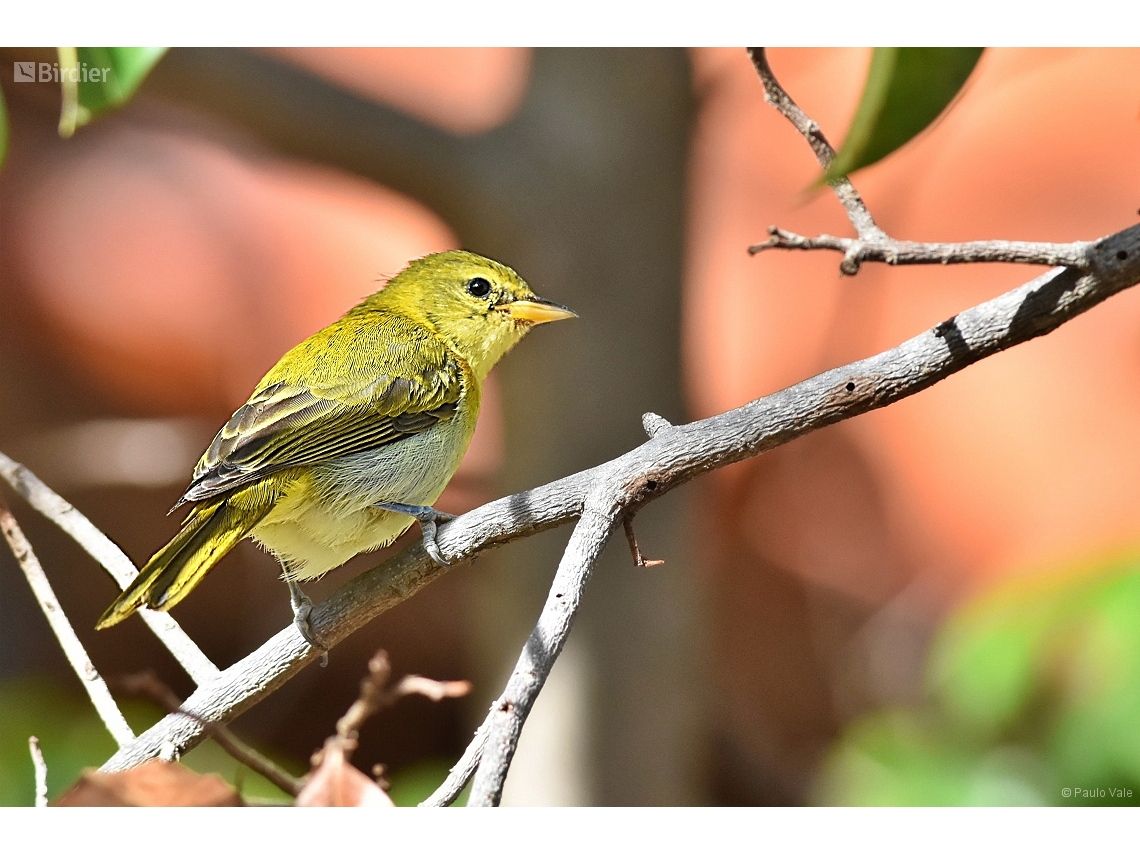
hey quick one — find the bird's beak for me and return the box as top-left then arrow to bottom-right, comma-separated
500,297 -> 578,325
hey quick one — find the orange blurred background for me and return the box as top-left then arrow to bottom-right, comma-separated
1,47 -> 1139,805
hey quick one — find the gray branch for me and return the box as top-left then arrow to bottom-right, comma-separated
97,220 -> 1140,782
0,499 -> 135,747
0,451 -> 219,686
468,500 -> 619,805
750,227 -> 1100,276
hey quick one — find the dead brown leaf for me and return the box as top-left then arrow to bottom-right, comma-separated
54,760 -> 243,806
295,745 -> 393,807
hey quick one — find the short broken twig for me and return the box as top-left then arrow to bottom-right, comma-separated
623,516 -> 664,568
0,498 -> 134,747
641,412 -> 673,438
29,737 -> 48,807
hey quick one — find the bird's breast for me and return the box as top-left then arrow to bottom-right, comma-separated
251,399 -> 478,579
314,399 -> 477,512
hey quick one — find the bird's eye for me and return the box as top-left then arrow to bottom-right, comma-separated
466,277 -> 492,298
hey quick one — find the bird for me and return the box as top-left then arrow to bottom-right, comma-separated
96,250 -> 575,648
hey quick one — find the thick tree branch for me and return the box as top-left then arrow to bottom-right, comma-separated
747,47 -> 886,242
97,219 -> 1140,776
0,498 -> 135,747
468,500 -> 618,805
0,451 -> 219,686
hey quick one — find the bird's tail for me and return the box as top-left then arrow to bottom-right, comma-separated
96,496 -> 271,630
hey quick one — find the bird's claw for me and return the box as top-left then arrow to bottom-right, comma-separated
287,578 -> 328,667
374,502 -> 457,566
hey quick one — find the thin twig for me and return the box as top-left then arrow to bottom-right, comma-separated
117,671 -> 304,797
0,499 -> 134,747
297,650 -> 470,805
305,648 -> 473,784
99,222 -> 1140,775
393,674 -> 472,702
750,227 -> 1097,276
747,47 -> 885,242
323,650 -> 470,764
330,649 -> 394,758
623,516 -> 664,568
28,737 -> 48,807
0,452 -> 219,686
420,722 -> 487,807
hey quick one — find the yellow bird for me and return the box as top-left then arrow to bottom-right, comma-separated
97,250 -> 575,645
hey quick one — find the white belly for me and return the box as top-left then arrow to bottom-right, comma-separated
249,411 -> 474,580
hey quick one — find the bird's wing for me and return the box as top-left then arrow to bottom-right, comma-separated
178,314 -> 466,504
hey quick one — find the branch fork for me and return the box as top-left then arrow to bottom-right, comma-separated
746,48 -> 1101,278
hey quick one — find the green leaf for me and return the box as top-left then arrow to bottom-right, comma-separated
825,47 -> 984,182
824,551 -> 1140,805
816,711 -> 1053,806
65,47 -> 166,132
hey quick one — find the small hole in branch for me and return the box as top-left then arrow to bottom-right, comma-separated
845,382 -> 855,392
1117,250 -> 1128,261
647,480 -> 658,490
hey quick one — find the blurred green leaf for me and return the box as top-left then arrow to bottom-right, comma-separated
69,47 -> 166,130
825,47 -> 983,181
387,758 -> 469,806
820,550 -> 1140,805
928,576 -> 1072,736
0,677 -> 124,805
818,711 -> 1052,806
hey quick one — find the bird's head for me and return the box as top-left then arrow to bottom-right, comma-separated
369,250 -> 576,380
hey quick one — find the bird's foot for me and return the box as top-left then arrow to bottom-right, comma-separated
287,578 -> 328,667
374,502 -> 457,566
